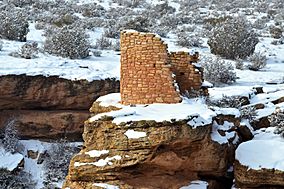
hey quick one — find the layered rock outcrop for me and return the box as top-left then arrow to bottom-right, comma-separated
0,75 -> 119,140
64,99 -> 240,189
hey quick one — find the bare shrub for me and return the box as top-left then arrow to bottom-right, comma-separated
0,168 -> 35,189
269,25 -> 283,39
247,52 -> 267,71
207,16 -> 259,59
235,59 -> 244,70
176,33 -> 203,48
92,50 -> 102,57
112,40 -> 120,51
0,10 -> 29,42
1,119 -> 19,154
44,26 -> 90,59
269,109 -> 284,137
201,57 -> 237,86
206,95 -> 244,109
95,36 -> 112,50
20,42 -> 38,59
6,0 -> 35,7
43,140 -> 80,188
240,106 -> 257,121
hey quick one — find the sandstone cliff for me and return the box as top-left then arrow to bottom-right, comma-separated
0,75 -> 119,140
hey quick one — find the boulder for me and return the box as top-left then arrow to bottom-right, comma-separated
27,150 -> 38,159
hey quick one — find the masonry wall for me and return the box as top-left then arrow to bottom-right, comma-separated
169,52 -> 203,94
120,31 -> 181,105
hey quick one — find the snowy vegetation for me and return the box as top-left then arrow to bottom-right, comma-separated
43,140 -> 80,188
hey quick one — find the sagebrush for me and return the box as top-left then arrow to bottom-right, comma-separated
207,16 -> 259,59
44,26 -> 90,59
201,56 -> 237,86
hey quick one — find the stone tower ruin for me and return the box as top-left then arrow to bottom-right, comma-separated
120,31 -> 207,105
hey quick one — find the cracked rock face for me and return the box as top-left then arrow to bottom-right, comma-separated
0,74 -> 119,110
235,160 -> 284,189
64,102 -> 238,189
0,75 -> 119,140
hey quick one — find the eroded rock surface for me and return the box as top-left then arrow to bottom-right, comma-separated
64,102 -> 238,189
0,75 -> 119,140
0,74 -> 119,110
235,161 -> 284,189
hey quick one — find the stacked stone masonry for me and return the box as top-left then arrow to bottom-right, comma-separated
120,31 -> 207,105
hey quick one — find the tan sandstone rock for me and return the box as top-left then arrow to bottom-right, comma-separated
63,103 -> 237,189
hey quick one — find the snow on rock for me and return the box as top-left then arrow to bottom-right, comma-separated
180,180 -> 208,189
0,148 -> 24,171
96,93 -> 123,108
236,140 -> 284,171
250,90 -> 284,105
90,93 -> 216,127
93,183 -> 120,189
85,150 -> 109,157
74,155 -> 122,167
124,129 -> 147,139
213,107 -> 241,117
211,121 -> 237,144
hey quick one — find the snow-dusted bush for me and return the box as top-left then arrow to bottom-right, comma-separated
271,37 -> 284,45
103,28 -> 120,39
269,109 -> 284,137
206,95 -> 243,108
44,26 -> 90,59
120,16 -> 152,32
201,57 -> 237,86
112,0 -> 146,8
247,52 -> 267,71
159,14 -> 180,30
235,59 -> 244,70
92,50 -> 102,57
19,42 -> 38,59
176,33 -> 203,48
269,25 -> 283,39
207,16 -> 259,59
0,10 -> 29,42
112,40 -> 120,51
6,0 -> 34,7
9,42 -> 38,59
43,140 -> 80,187
240,106 -> 257,121
1,119 -> 19,154
53,13 -> 79,27
80,3 -> 106,18
152,1 -> 176,16
95,36 -> 112,50
0,168 -> 35,189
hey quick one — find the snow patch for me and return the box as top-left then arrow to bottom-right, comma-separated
0,148 -> 23,171
211,121 -> 237,144
93,183 -> 120,189
124,129 -> 147,139
85,150 -> 109,157
180,180 -> 208,189
74,155 -> 122,167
